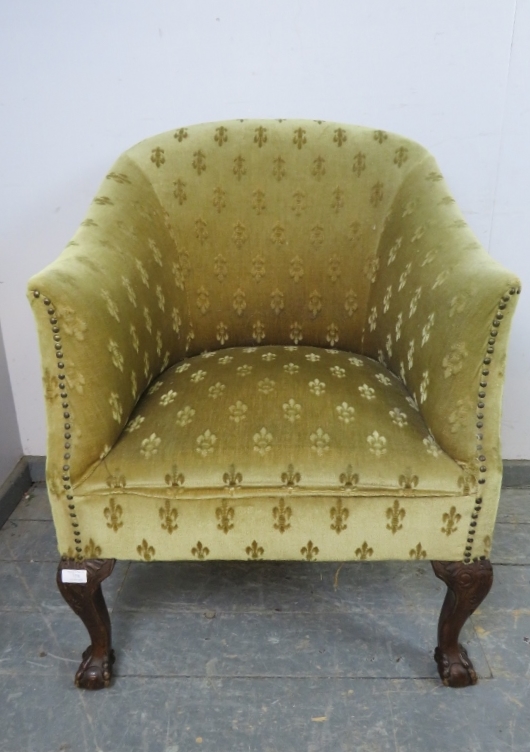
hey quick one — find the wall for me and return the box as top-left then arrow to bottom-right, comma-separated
0,322 -> 23,485
0,0 -> 528,458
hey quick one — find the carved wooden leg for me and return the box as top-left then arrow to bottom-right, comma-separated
57,557 -> 116,690
431,559 -> 493,687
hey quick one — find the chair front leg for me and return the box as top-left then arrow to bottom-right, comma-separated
57,557 -> 116,689
431,559 -> 493,687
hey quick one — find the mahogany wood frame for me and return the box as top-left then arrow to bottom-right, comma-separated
431,559 -> 493,687
57,557 -> 116,690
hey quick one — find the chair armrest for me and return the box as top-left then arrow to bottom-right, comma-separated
28,153 -> 192,494
362,153 -> 521,489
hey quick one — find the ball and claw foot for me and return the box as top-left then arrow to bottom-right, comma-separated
57,557 -> 116,690
75,646 -> 116,690
434,644 -> 477,688
431,559 -> 493,688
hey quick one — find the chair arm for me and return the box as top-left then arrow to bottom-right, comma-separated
28,153 -> 192,495
362,153 -> 521,478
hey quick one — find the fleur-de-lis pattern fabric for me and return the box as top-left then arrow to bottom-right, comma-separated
27,120 -> 520,563
69,490 -> 476,563
360,152 -> 520,545
80,346 -> 467,497
29,154 -> 193,490
130,120 -> 430,358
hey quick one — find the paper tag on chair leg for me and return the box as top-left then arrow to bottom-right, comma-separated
61,569 -> 88,584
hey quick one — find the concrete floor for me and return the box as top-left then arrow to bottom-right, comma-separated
0,484 -> 529,752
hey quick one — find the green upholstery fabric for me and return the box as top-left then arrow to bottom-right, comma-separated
27,120 -> 520,563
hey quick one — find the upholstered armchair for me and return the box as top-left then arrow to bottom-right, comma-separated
28,120 -> 520,690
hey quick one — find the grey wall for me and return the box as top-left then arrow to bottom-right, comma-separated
0,320 -> 22,485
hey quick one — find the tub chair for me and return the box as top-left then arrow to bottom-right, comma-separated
27,119 -> 520,689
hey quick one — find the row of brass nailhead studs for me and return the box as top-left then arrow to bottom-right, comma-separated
33,290 -> 83,561
463,285 -> 521,565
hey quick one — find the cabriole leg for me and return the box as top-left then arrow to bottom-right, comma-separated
57,557 -> 116,690
431,559 -> 493,687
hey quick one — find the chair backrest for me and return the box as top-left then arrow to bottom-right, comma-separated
125,119 -> 428,354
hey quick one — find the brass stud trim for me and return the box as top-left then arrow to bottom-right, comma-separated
465,287 -> 516,561
40,291 -> 82,560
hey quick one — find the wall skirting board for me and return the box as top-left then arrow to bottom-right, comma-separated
502,460 -> 530,488
1,456 -> 529,529
0,456 -> 32,529
26,455 -> 46,483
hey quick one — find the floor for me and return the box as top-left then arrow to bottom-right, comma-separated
1,485 -> 529,752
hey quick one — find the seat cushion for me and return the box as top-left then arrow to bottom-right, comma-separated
77,345 -> 473,499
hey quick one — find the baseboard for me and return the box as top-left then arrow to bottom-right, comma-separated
26,455 -> 46,483
0,457 -> 32,528
502,460 -> 530,488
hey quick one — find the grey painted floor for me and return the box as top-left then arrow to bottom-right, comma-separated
1,484 -> 529,752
